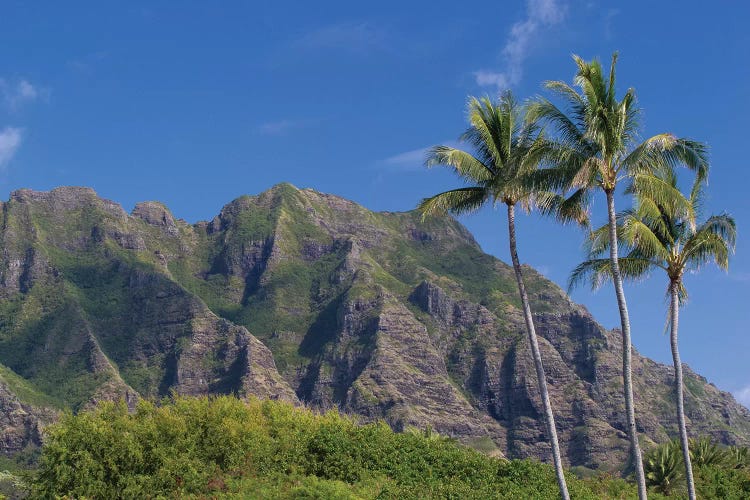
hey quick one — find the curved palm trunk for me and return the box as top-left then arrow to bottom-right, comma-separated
670,280 -> 696,500
506,204 -> 570,500
605,189 -> 647,499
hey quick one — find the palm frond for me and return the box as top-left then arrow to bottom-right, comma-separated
568,256 -> 653,292
586,223 -> 613,257
425,146 -> 494,184
526,98 -> 591,154
682,216 -> 736,271
622,134 -> 709,183
417,187 -> 489,221
644,440 -> 684,495
694,214 -> 737,248
620,216 -> 672,261
689,172 -> 705,217
690,437 -> 729,468
534,189 -> 590,226
628,172 -> 695,227
606,52 -> 618,107
465,96 -> 507,170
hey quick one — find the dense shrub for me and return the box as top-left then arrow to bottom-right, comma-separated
29,396 -> 750,499
31,395 -> 598,499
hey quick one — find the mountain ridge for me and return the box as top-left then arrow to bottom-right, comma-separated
0,183 -> 747,472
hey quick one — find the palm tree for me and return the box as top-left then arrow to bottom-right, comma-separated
689,437 -> 730,468
418,92 -> 586,500
569,171 -> 736,500
727,445 -> 750,470
644,439 -> 684,496
527,53 -> 709,499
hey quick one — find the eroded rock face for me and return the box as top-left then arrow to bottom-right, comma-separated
0,381 -> 57,455
0,184 -> 747,472
132,201 -> 179,236
346,297 -> 505,441
174,315 -> 297,402
0,187 -> 299,457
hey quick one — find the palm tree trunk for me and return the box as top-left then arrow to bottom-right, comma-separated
506,203 -> 570,500
605,188 -> 647,499
670,280 -> 696,500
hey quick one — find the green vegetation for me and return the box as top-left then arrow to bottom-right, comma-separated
22,396 -> 749,499
30,396 -> 600,499
643,439 -> 750,498
0,364 -> 60,410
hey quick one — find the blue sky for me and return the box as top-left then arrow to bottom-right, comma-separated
1,1 -> 748,406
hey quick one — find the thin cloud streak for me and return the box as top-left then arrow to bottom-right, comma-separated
0,78 -> 41,109
728,271 -> 750,283
379,141 -> 461,172
256,119 -> 313,136
382,147 -> 428,170
0,127 -> 23,169
735,385 -> 750,409
474,0 -> 566,90
291,22 -> 389,53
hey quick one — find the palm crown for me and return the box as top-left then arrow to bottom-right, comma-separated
418,92 -> 585,224
569,171 -> 736,299
527,53 -> 708,200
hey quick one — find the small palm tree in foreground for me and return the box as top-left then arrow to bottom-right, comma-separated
569,171 -> 736,500
644,439 -> 684,495
690,436 -> 731,468
528,53 -> 709,499
727,445 -> 750,470
419,92 -> 586,500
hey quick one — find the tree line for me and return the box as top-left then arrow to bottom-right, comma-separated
418,53 -> 736,500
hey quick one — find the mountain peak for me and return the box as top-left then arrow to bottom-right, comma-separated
0,184 -> 746,471
132,201 -> 178,235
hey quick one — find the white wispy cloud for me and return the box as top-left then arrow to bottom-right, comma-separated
535,265 -> 551,277
0,127 -> 22,169
382,147 -> 429,170
728,271 -> 750,283
0,78 -> 40,109
67,51 -> 109,76
379,141 -> 461,171
474,0 -> 566,90
292,22 -> 388,53
603,8 -> 620,40
257,119 -> 314,136
735,385 -> 750,409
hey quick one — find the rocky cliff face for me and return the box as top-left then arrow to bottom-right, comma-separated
0,184 -> 747,471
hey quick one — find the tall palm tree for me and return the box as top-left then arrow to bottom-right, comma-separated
527,53 -> 709,499
569,171 -> 736,500
418,92 -> 586,500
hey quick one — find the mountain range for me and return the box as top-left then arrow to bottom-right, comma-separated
0,184 -> 747,472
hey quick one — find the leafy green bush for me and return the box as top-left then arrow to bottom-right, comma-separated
694,464 -> 750,499
31,396 -> 750,499
31,395 -> 601,499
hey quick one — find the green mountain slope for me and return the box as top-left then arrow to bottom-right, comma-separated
0,184 -> 747,471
